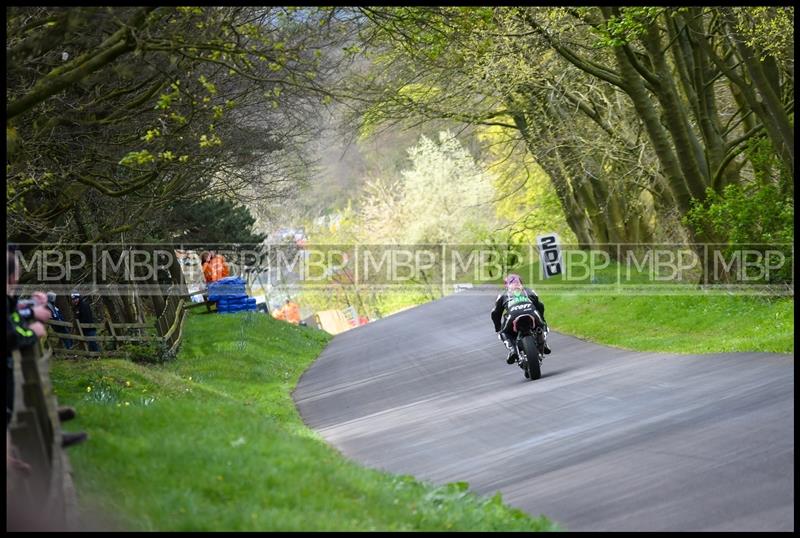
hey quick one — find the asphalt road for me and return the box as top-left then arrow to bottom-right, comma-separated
293,292 -> 794,531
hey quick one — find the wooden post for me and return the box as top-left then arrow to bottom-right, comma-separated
105,318 -> 118,351
73,319 -> 86,352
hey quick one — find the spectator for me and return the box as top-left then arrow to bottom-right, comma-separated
272,303 -> 286,321
204,251 -> 230,284
42,291 -> 72,350
284,299 -> 301,325
7,249 -> 87,450
200,251 -> 212,283
7,249 -> 48,427
70,290 -> 99,353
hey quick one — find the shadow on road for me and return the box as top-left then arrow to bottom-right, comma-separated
538,369 -> 568,379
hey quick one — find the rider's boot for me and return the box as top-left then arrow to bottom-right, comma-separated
501,335 -> 518,364
541,322 -> 552,354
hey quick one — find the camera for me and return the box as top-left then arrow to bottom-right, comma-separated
17,299 -> 44,321
16,299 -> 38,321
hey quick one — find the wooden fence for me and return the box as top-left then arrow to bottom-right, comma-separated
47,291 -> 192,358
8,341 -> 79,530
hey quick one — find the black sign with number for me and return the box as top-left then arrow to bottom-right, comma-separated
536,233 -> 562,279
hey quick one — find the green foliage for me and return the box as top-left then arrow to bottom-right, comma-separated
119,150 -> 156,168
596,7 -> 665,47
116,339 -> 176,364
312,129 -> 498,246
477,123 -> 577,246
684,138 -> 793,283
164,197 -> 266,245
397,131 -> 496,243
733,6 -> 794,65
6,6 -> 350,243
686,184 -> 793,245
299,286 -> 432,321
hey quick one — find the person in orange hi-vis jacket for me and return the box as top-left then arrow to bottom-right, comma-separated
272,304 -> 286,321
283,299 -> 301,325
203,251 -> 230,283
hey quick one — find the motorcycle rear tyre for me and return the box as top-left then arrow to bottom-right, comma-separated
520,335 -> 541,380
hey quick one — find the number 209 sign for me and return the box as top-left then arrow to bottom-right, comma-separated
536,233 -> 563,279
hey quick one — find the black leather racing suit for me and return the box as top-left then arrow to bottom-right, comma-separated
490,288 -> 547,351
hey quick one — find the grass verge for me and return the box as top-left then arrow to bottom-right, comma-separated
545,293 -> 793,354
473,259 -> 794,354
50,311 -> 559,531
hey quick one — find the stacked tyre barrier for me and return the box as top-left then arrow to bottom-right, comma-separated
207,277 -> 257,313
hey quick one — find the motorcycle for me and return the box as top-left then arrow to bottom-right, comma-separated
510,310 -> 547,381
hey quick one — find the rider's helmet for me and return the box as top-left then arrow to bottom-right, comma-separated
504,273 -> 524,292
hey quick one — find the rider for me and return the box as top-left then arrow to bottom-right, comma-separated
490,273 -> 551,364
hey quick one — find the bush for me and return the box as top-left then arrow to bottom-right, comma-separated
116,339 -> 176,364
684,137 -> 793,284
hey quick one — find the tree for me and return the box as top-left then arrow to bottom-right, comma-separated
358,130 -> 496,244
342,6 -> 793,264
477,123 -> 577,246
7,6 -> 363,320
6,6 -> 358,244
344,7 -> 667,252
163,197 -> 266,245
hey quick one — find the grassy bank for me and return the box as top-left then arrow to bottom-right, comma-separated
49,312 -> 558,531
545,293 -> 794,354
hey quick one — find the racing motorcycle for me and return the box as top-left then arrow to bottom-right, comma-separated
509,310 -> 547,381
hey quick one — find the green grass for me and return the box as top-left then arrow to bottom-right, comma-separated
50,311 -> 559,531
545,293 -> 794,354
468,258 -> 794,354
298,278 -> 793,355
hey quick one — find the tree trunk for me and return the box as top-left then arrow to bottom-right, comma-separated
606,33 -> 694,213
671,11 -> 736,189
639,22 -> 709,201
511,108 -> 595,248
102,294 -> 126,324
727,38 -> 794,176
119,294 -> 137,323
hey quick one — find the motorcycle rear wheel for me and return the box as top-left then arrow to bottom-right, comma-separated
520,335 -> 541,380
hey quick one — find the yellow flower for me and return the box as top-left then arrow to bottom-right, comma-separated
124,402 -> 130,406
86,386 -> 92,392
125,381 -> 131,387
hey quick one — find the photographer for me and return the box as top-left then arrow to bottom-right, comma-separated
70,291 -> 99,353
7,250 -> 86,447
6,249 -> 49,426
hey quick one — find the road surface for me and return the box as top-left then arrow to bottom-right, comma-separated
293,292 -> 794,531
